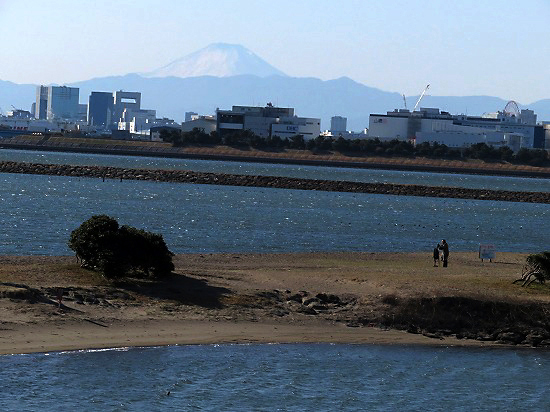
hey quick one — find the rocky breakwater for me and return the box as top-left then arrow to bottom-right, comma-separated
1,161 -> 550,204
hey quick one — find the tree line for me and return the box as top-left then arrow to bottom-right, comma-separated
160,128 -> 549,167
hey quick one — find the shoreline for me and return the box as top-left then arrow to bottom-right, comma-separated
2,252 -> 550,355
0,318 -> 505,356
1,137 -> 550,179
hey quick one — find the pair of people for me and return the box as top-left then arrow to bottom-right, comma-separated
433,239 -> 449,267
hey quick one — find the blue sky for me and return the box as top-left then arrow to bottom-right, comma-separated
1,0 -> 549,103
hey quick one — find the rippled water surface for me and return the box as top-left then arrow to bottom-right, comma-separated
2,344 -> 549,411
1,172 -> 548,255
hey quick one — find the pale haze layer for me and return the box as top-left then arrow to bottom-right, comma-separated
0,0 -> 549,103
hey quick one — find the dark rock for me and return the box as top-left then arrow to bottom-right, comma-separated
496,331 -> 526,344
270,308 -> 289,317
297,306 -> 317,315
303,297 -> 320,306
287,294 -> 303,303
475,332 -> 495,341
422,331 -> 444,340
524,333 -> 546,346
316,293 -> 341,305
257,290 -> 282,301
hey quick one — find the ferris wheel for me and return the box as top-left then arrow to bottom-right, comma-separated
504,100 -> 520,117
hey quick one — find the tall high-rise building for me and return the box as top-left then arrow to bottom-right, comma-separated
35,86 -> 48,119
88,91 -> 114,129
47,86 -> 79,120
35,85 -> 80,121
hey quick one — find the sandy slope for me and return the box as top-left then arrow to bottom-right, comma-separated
0,252 -> 547,354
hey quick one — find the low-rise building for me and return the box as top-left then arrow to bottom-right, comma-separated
118,108 -> 157,134
181,115 -> 216,134
368,103 -> 544,151
216,104 -> 320,139
0,116 -> 81,133
6,109 -> 33,119
322,115 -> 368,139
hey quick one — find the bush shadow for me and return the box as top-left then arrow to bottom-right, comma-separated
115,272 -> 230,308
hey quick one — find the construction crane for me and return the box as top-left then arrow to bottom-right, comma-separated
412,84 -> 430,112
402,94 -> 407,110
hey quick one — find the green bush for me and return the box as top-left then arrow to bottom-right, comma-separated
68,215 -> 174,279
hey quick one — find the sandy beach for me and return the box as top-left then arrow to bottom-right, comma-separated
1,318 -> 500,356
1,252 -> 549,354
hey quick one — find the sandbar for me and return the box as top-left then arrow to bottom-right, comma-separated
1,252 -> 547,355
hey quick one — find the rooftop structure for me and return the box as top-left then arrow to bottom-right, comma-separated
6,109 -> 32,119
113,91 -> 141,124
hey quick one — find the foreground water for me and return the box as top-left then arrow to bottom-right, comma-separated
1,344 -> 548,411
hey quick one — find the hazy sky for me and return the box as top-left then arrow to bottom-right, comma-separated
1,0 -> 549,103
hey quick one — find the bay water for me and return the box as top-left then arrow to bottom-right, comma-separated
0,149 -> 549,255
2,149 -> 550,410
2,344 -> 549,411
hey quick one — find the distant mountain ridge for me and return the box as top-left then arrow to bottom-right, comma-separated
0,79 -> 36,113
2,42 -> 550,131
143,43 -> 287,79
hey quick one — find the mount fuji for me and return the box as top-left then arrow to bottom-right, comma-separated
3,43 -> 550,131
143,43 -> 287,79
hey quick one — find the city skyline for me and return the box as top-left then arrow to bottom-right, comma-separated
1,0 -> 550,103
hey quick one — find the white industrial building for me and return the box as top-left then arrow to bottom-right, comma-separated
321,115 -> 368,139
0,116 -> 89,134
216,104 -> 320,139
181,115 -> 217,134
368,102 -> 545,151
113,91 -> 178,137
118,108 -> 157,134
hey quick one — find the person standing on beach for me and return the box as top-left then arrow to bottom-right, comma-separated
438,239 -> 449,267
433,245 -> 440,267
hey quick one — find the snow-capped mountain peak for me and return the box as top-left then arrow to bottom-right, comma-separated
144,43 -> 287,78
